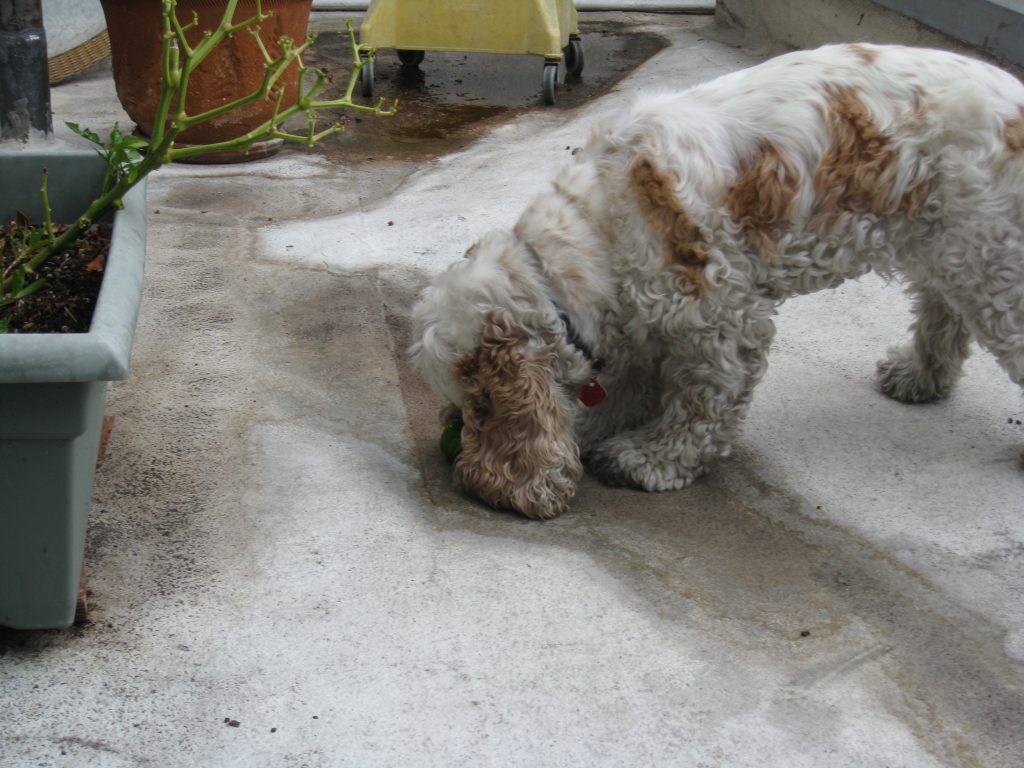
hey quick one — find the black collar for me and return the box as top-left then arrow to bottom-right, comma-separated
557,308 -> 604,373
520,238 -> 604,373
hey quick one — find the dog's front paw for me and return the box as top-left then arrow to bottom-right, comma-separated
586,438 -> 704,492
877,347 -> 954,403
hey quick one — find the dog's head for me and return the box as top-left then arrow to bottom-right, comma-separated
410,231 -> 584,519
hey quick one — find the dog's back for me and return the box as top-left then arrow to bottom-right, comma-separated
596,43 -> 1024,167
580,43 -> 1024,292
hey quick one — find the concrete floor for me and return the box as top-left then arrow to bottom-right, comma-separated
3,11 -> 1024,768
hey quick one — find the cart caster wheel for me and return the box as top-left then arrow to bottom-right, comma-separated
360,58 -> 375,99
542,62 -> 558,105
564,37 -> 584,77
397,49 -> 425,67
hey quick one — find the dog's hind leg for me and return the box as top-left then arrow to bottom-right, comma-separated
877,285 -> 974,403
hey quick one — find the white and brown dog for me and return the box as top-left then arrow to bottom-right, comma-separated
410,43 -> 1024,519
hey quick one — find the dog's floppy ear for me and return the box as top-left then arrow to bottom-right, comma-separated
454,309 -> 582,519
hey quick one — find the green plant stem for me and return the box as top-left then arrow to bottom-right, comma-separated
22,176 -> 130,275
40,169 -> 56,247
1,3 -> 394,296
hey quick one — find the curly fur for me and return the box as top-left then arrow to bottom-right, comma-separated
410,43 -> 1024,519
454,309 -> 582,519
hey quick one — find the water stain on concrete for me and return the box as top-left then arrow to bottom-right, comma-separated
375,269 -> 1024,768
302,22 -> 669,162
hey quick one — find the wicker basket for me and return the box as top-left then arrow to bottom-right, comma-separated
48,29 -> 111,85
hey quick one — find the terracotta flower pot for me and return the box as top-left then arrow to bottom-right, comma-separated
99,0 -> 313,158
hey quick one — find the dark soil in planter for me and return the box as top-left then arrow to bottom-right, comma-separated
1,221 -> 111,334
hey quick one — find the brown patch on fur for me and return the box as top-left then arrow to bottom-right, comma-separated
814,84 -> 930,225
899,179 -> 932,219
911,85 -> 927,117
454,309 -> 581,519
630,154 -> 707,287
496,246 -> 536,298
726,141 -> 801,257
1006,108 -> 1024,152
847,43 -> 879,66
561,267 -> 586,286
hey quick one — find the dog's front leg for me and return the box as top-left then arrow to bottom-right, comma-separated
575,362 -> 661,453
585,321 -> 772,491
585,397 -> 735,491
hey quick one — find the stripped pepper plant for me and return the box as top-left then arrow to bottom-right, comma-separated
1,0 -> 394,330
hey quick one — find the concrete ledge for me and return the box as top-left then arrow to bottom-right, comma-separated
876,0 -> 1024,66
718,0 -> 1024,70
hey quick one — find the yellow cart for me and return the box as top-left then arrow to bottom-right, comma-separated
358,0 -> 583,105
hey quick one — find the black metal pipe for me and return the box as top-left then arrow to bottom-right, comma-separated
0,0 -> 52,140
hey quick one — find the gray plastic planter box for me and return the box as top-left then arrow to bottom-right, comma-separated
0,149 -> 146,629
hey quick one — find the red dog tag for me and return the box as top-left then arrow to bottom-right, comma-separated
579,379 -> 607,407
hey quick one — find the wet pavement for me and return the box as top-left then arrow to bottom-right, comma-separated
304,16 -> 669,160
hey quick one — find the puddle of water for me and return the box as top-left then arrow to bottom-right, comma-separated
300,22 -> 668,161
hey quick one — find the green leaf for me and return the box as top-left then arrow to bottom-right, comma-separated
1,266 -> 45,304
66,121 -> 104,147
107,143 -> 145,186
121,136 -> 150,150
